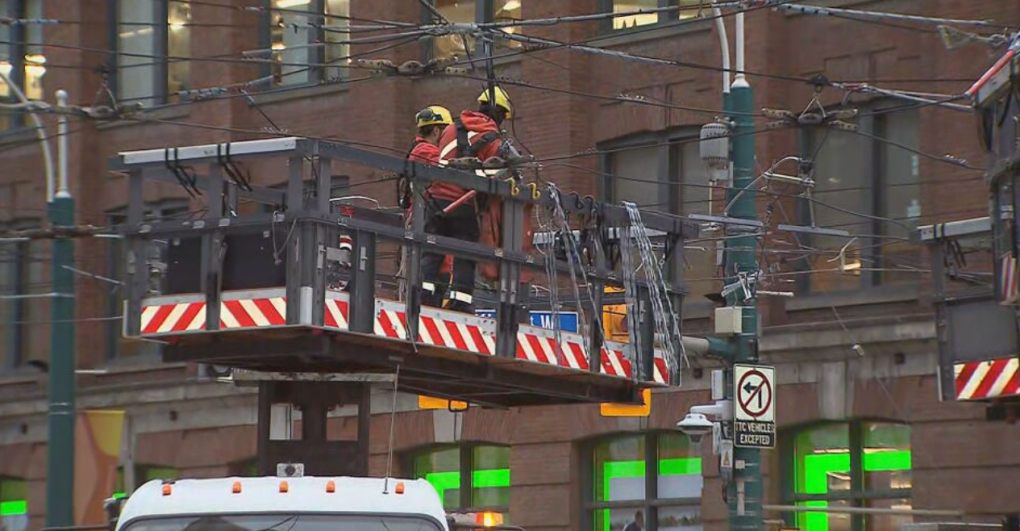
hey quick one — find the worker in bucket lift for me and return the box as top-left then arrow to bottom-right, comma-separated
422,86 -> 514,314
402,105 -> 456,302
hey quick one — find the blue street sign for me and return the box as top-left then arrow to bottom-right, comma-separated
476,310 -> 579,333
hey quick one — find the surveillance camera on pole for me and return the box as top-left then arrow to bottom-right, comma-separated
677,370 -> 733,454
676,412 -> 714,445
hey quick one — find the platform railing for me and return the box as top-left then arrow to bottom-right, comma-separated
111,137 -> 698,385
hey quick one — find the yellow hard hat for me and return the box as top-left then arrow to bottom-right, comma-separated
477,86 -> 513,118
415,105 -> 453,128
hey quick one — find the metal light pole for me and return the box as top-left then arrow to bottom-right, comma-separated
705,7 -> 764,531
45,89 -> 76,527
724,12 -> 763,531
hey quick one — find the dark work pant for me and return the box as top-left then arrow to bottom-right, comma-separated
420,198 -> 480,308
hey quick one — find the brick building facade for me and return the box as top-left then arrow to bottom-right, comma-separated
2,1 -> 1020,531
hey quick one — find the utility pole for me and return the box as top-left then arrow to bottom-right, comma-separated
46,89 -> 75,528
723,11 -> 763,531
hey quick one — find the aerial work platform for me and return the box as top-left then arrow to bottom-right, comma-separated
112,136 -> 697,408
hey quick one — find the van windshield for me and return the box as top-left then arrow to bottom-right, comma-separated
121,514 -> 443,531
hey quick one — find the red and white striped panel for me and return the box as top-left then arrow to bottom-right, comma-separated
220,297 -> 287,329
515,328 -> 589,370
140,301 -> 208,334
1001,255 -> 1019,305
140,296 -> 288,334
654,357 -> 668,385
599,346 -> 669,384
374,307 -> 495,355
375,306 -> 409,340
421,313 -> 494,355
955,358 -> 1020,401
601,346 -> 631,378
139,290 -> 351,336
324,296 -> 350,330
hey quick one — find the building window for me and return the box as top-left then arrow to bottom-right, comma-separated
426,0 -> 523,61
0,0 -> 46,130
797,107 -> 921,294
603,0 -> 704,32
0,477 -> 28,531
0,226 -> 50,371
116,0 -> 191,107
782,422 -> 912,531
586,432 -> 703,531
602,131 -> 715,302
266,0 -> 350,87
113,465 -> 179,499
409,444 -> 510,514
104,202 -> 189,360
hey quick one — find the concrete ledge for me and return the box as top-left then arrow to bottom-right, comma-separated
785,283 -> 920,311
763,314 -> 934,352
252,80 -> 351,106
96,104 -> 192,131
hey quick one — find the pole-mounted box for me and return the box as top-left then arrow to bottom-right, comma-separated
714,307 -> 743,335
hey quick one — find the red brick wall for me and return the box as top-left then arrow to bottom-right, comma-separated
3,1 -> 1020,528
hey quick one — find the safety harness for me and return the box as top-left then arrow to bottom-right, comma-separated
454,118 -> 499,159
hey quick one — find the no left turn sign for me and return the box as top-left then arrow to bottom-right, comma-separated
736,368 -> 773,420
733,364 -> 776,449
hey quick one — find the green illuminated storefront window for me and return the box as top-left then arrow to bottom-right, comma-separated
112,465 -> 180,500
787,422 -> 912,531
411,445 -> 510,515
588,433 -> 703,531
1,477 -> 28,531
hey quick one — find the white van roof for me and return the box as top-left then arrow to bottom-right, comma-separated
115,477 -> 446,531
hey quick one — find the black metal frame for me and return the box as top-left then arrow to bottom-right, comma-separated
406,443 -> 511,514
777,420 -> 913,531
579,431 -> 703,531
255,380 -> 371,476
111,137 -> 696,408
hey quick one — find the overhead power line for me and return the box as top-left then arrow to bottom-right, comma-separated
767,2 -> 1006,28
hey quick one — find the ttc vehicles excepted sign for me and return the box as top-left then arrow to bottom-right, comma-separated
733,364 -> 776,449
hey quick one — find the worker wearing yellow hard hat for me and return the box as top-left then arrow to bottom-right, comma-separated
401,105 -> 455,307
413,105 -> 454,132
418,86 -> 516,314
476,85 -> 513,121
409,105 -> 453,164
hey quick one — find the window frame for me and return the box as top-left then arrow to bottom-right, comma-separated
422,0 -> 509,61
1,219 -> 42,371
581,431 -> 704,531
779,420 -> 913,531
260,0 -> 351,88
113,464 -> 180,499
0,476 -> 29,524
794,102 -> 922,294
1,0 -> 43,130
111,0 -> 191,107
406,443 -> 511,514
599,128 -> 705,214
597,0 -> 705,34
598,127 -> 709,298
